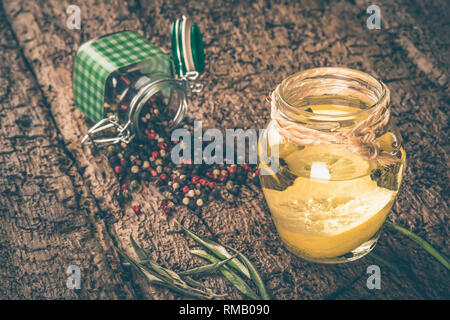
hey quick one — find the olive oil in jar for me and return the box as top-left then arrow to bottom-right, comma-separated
259,103 -> 405,263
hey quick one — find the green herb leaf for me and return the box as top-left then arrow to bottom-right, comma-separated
191,249 -> 260,300
175,221 -> 251,279
179,254 -> 238,276
117,242 -> 222,299
130,236 -> 186,286
368,252 -> 401,275
226,246 -> 270,300
386,221 -> 450,270
115,245 -> 164,284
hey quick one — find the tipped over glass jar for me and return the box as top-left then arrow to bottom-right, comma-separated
73,16 -> 204,147
258,67 -> 406,263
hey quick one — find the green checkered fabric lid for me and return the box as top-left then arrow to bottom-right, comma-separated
73,31 -> 172,122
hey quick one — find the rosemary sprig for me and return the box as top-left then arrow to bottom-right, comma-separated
116,240 -> 223,299
191,249 -> 260,300
385,221 -> 450,270
177,221 -> 270,300
175,220 -> 251,279
226,245 -> 271,300
179,254 -> 238,276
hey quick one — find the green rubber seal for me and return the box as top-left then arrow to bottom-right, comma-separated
190,24 -> 205,74
170,18 -> 205,77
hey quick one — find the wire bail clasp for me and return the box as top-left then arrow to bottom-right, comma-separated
81,115 -> 134,147
181,71 -> 203,95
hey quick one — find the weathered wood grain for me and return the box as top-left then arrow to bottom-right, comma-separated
1,0 -> 449,299
2,0 -> 239,300
0,5 -> 135,299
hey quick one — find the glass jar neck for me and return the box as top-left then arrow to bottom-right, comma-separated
128,77 -> 188,140
274,67 -> 389,132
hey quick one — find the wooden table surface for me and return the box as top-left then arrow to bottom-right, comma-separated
0,0 -> 448,299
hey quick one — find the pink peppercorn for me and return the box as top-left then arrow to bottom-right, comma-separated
192,176 -> 200,184
132,205 -> 141,214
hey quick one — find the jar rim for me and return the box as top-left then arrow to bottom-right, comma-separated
277,67 -> 388,122
129,78 -> 188,139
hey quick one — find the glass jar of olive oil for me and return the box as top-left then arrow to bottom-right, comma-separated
258,67 -> 406,263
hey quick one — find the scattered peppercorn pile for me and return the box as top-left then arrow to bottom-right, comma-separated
102,86 -> 258,215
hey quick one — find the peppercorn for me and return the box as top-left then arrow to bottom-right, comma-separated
192,176 -> 200,184
158,142 -> 167,150
131,165 -> 139,174
182,197 -> 189,205
164,191 -> 174,200
107,145 -> 116,155
110,103 -> 119,112
129,180 -> 140,191
122,189 -> 131,200
160,173 -> 168,181
152,151 -> 159,159
132,204 -> 141,214
228,165 -> 237,175
187,190 -> 195,198
148,132 -> 156,140
196,199 -> 204,207
114,166 -> 123,174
